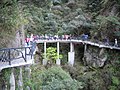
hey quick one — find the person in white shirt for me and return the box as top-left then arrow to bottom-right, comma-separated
114,38 -> 118,47
30,34 -> 34,45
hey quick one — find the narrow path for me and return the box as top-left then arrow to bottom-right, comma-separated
0,47 -> 34,71
0,38 -> 119,70
36,39 -> 120,50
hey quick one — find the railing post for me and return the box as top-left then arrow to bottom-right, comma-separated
8,49 -> 11,65
30,47 -> 32,59
25,48 -> 27,62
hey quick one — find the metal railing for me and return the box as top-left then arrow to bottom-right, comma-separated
36,36 -> 120,47
0,46 -> 33,65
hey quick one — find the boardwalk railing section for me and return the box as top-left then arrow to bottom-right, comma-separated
0,36 -> 119,66
35,36 -> 120,48
0,47 -> 33,65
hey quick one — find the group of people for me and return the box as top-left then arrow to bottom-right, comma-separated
38,34 -> 71,40
37,34 -> 89,40
25,34 -> 37,55
25,34 -> 119,47
103,37 -> 118,47
25,34 -> 37,46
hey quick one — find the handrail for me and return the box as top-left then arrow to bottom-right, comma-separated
36,37 -> 120,48
0,46 -> 31,51
0,46 -> 33,65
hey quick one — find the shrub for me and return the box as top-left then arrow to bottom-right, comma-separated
26,66 -> 83,90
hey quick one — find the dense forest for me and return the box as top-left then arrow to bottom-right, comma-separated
0,0 -> 120,90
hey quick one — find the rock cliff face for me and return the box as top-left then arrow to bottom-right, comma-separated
0,26 -> 25,48
83,46 -> 107,68
7,26 -> 25,48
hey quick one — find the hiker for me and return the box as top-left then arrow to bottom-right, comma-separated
81,34 -> 88,41
104,37 -> 109,45
25,37 -> 30,46
30,34 -> 34,45
114,38 -> 118,47
31,40 -> 36,55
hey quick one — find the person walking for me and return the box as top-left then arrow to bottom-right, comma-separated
104,37 -> 109,46
114,38 -> 118,47
81,33 -> 88,41
30,34 -> 34,45
25,37 -> 30,46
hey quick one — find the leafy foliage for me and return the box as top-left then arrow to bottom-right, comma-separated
25,66 -> 83,90
0,0 -> 120,89
0,0 -> 28,47
0,0 -> 28,31
43,47 -> 63,63
19,0 -> 93,36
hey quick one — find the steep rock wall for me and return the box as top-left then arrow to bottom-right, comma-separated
83,46 -> 107,68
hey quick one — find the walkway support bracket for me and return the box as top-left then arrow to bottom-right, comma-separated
56,42 -> 60,65
43,42 -> 47,65
68,42 -> 75,66
10,68 -> 15,90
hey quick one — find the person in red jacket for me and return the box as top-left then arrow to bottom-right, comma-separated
25,37 -> 30,46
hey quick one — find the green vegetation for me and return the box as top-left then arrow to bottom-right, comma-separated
0,0 -> 120,46
0,0 -> 120,90
24,65 -> 83,90
0,0 -> 28,47
44,47 -> 63,63
0,69 -> 11,88
0,68 -> 20,90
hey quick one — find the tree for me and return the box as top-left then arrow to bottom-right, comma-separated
44,47 -> 63,64
25,66 -> 83,90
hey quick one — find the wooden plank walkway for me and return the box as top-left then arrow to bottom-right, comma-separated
0,48 -> 34,71
36,39 -> 120,50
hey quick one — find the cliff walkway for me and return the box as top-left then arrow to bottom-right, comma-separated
36,38 -> 120,66
0,38 -> 120,70
0,46 -> 34,70
36,39 -> 120,50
